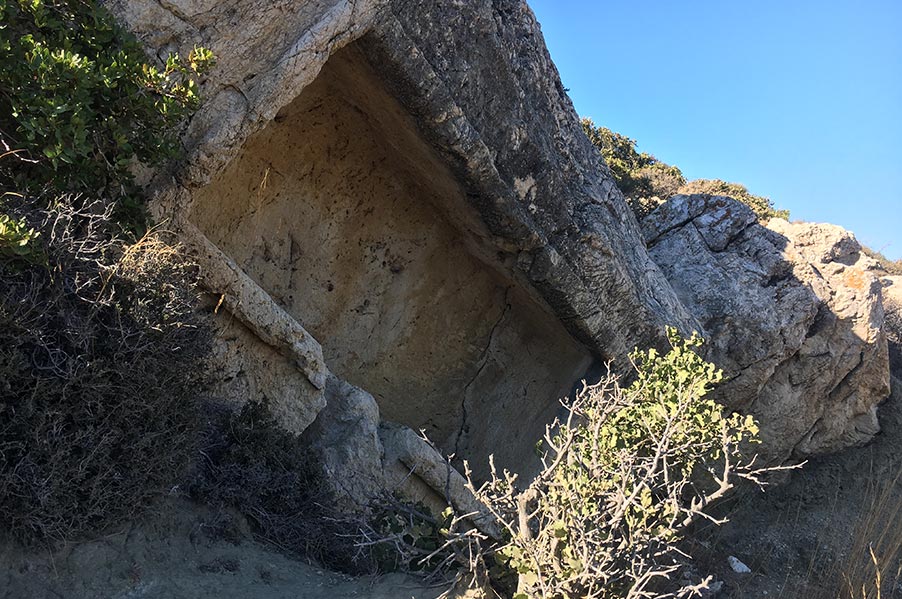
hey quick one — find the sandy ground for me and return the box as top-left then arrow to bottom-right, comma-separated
695,374 -> 902,598
0,500 -> 461,599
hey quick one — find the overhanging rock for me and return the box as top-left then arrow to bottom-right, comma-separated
107,0 -> 888,507
109,0 -> 694,490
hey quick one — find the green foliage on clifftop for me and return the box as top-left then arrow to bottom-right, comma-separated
680,178 -> 790,221
581,118 -> 789,222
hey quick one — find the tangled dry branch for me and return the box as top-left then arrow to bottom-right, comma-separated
0,195 -> 210,543
369,332 -> 792,599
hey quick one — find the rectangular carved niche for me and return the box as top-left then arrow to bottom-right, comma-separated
189,43 -> 593,476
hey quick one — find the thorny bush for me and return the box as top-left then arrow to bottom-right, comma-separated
189,400 -> 371,575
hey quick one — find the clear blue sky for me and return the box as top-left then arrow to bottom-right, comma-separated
529,0 -> 901,259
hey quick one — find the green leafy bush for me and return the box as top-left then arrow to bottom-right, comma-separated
581,118 -> 686,218
0,212 -> 43,265
451,329 -> 775,598
0,0 -> 213,227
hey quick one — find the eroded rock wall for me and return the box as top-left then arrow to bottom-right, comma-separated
111,0 -> 696,361
107,0 -> 890,507
644,195 -> 890,460
108,0 -> 696,483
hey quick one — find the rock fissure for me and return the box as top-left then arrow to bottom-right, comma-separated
644,214 -> 699,249
452,288 -> 514,460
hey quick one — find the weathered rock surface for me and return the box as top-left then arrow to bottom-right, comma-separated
105,0 -> 890,512
107,0 -> 697,488
299,375 -> 385,510
188,46 -> 594,478
644,195 -> 890,459
109,0 -> 695,358
880,276 -> 902,374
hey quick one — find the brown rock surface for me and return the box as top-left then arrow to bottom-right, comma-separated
108,0 -> 695,486
105,0 -> 889,494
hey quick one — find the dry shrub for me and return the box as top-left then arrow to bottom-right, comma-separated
189,400 -> 370,575
0,196 -> 210,544
864,246 -> 902,278
884,298 -> 902,375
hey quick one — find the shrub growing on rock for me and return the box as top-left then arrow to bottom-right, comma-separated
677,179 -> 789,221
0,0 -> 213,228
581,118 -> 685,219
417,330 -> 776,598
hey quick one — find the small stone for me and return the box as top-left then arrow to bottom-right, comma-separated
728,555 -> 751,574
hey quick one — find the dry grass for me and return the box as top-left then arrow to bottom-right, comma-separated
832,464 -> 902,599
833,253 -> 902,598
188,400 -> 371,575
863,246 -> 902,277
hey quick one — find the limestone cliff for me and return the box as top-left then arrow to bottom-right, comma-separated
105,0 -> 890,506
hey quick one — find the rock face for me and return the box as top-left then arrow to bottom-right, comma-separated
644,195 -> 890,459
107,0 -> 696,496
106,0 -> 890,507
879,276 -> 902,374
188,46 -> 594,478
109,0 -> 695,357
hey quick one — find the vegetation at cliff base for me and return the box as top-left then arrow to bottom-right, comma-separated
581,118 -> 790,222
0,215 -> 211,542
480,330 -> 770,598
0,0 -> 214,544
189,400 -> 369,575
379,330 -> 775,598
